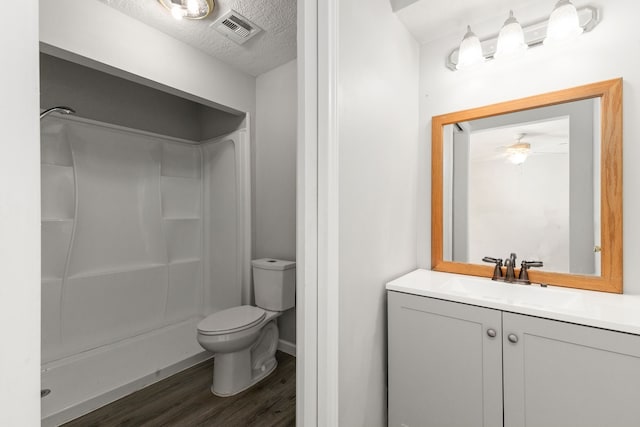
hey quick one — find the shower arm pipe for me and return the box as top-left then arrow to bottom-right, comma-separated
40,106 -> 76,120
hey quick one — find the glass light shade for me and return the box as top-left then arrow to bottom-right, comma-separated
158,0 -> 214,20
494,11 -> 528,59
171,5 -> 185,20
187,0 -> 200,14
456,26 -> 485,70
507,142 -> 531,165
544,0 -> 583,45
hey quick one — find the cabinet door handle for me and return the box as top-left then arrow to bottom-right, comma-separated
487,328 -> 497,338
507,333 -> 519,344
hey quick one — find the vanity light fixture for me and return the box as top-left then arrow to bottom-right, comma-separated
447,4 -> 600,70
544,0 -> 583,45
456,26 -> 485,70
494,11 -> 528,59
158,0 -> 214,21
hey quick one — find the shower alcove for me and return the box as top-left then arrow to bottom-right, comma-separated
40,53 -> 252,426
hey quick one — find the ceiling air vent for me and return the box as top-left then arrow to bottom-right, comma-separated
211,10 -> 262,45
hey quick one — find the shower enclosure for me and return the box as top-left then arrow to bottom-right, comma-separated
40,62 -> 251,425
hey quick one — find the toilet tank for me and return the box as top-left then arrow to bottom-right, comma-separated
252,258 -> 296,311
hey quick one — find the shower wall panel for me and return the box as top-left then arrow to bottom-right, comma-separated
203,138 -> 242,313
41,117 -> 203,364
68,123 -> 167,276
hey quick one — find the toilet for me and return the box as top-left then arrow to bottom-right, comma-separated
197,258 -> 295,397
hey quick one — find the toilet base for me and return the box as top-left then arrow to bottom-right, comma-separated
210,320 -> 279,397
211,360 -> 278,397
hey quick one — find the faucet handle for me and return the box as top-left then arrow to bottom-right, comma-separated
519,260 -> 543,283
522,261 -> 543,269
482,257 -> 504,280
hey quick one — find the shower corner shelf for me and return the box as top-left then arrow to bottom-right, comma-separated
161,174 -> 201,181
169,257 -> 202,265
41,162 -> 74,169
67,263 -> 168,281
162,217 -> 201,221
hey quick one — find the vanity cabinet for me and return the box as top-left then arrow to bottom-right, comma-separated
388,291 -> 640,427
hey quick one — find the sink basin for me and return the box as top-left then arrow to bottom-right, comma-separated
431,275 -> 583,311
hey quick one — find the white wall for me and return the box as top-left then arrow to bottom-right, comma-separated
418,0 -> 640,294
0,0 -> 40,424
255,60 -> 298,344
335,0 -> 419,425
39,0 -> 254,115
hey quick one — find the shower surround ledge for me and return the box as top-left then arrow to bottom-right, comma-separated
387,269 -> 640,335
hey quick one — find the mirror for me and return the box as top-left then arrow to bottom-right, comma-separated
431,79 -> 622,293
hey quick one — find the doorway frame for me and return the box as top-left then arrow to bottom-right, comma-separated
297,0 -> 340,424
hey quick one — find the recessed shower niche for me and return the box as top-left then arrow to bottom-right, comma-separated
39,53 -> 252,425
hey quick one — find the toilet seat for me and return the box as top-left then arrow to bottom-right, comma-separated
198,305 -> 266,336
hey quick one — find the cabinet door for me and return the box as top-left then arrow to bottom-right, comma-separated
503,312 -> 640,427
388,291 -> 503,427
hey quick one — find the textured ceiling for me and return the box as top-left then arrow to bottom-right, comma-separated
99,0 -> 297,76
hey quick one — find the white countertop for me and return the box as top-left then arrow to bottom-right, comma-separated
387,269 -> 640,335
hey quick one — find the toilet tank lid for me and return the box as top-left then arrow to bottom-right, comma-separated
252,258 -> 296,271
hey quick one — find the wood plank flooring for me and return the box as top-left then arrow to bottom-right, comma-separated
62,351 -> 295,427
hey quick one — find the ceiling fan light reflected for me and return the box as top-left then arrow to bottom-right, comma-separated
506,142 -> 531,165
158,0 -> 214,20
457,26 -> 485,70
544,0 -> 583,45
494,10 -> 528,59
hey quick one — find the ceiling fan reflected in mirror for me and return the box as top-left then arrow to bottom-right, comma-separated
499,132 -> 568,165
506,134 -> 531,165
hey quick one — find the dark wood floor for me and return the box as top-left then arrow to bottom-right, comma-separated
63,351 -> 295,427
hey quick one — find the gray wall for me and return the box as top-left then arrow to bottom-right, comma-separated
452,126 -> 470,262
255,60 -> 297,344
41,54 -> 243,142
200,108 -> 246,141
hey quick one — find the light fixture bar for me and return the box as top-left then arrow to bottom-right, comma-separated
446,6 -> 599,71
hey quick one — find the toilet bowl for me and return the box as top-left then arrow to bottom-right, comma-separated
197,258 -> 295,397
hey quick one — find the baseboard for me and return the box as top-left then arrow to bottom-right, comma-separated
277,339 -> 296,356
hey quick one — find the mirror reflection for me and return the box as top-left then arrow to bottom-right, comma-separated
442,98 -> 600,275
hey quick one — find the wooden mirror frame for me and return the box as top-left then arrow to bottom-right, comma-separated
431,78 -> 623,293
